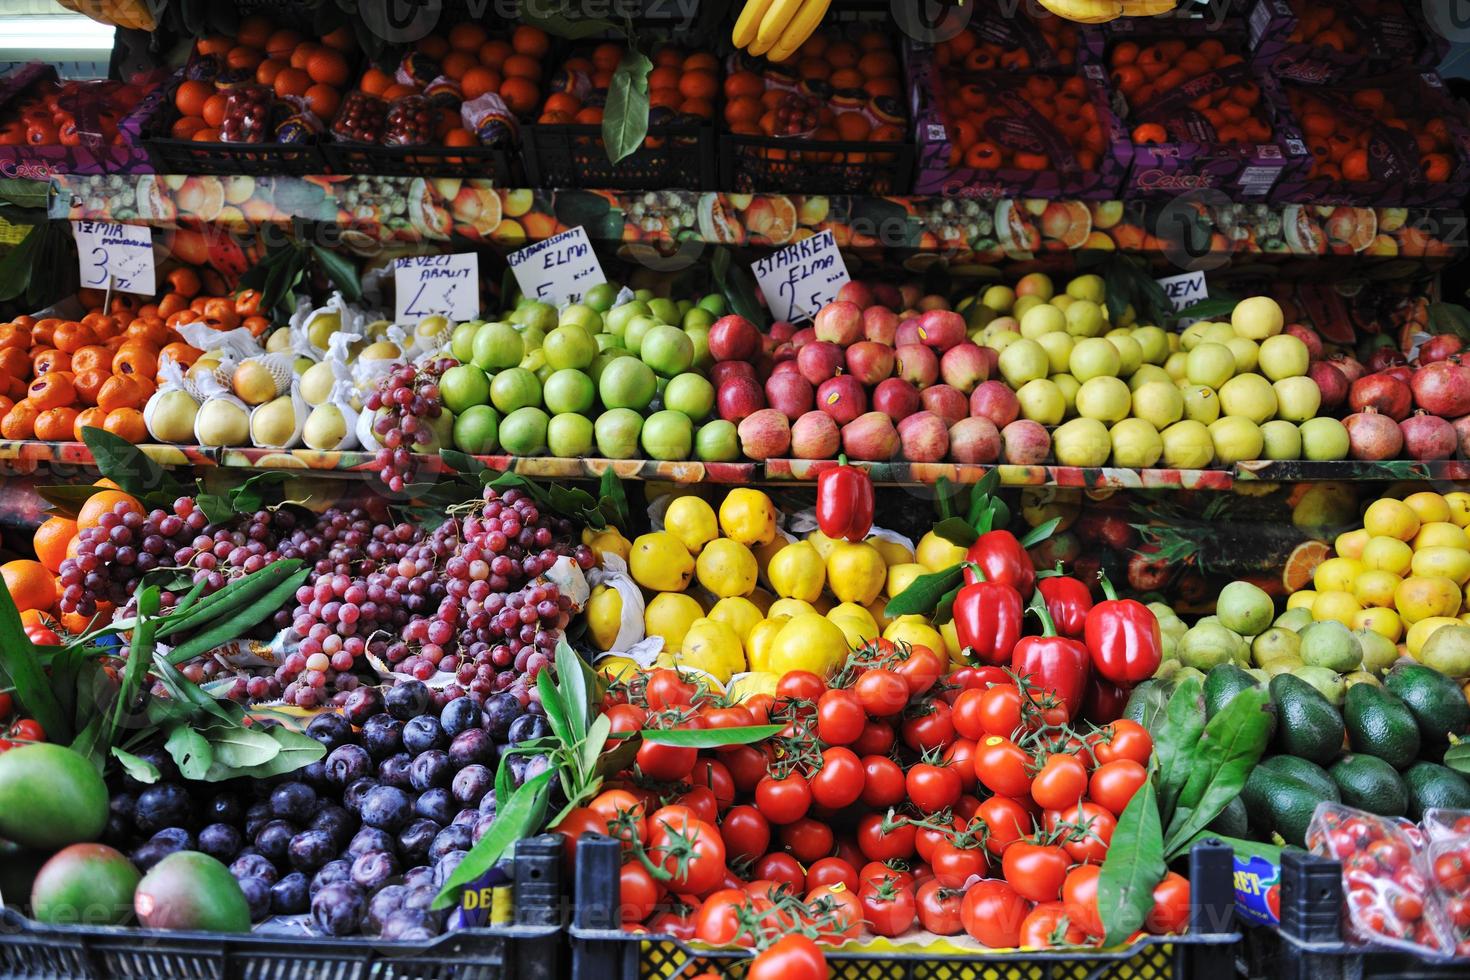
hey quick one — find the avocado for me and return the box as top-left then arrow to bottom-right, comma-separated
1204,663 -> 1263,721
0,743 -> 108,850
1384,664 -> 1470,745
1123,679 -> 1173,730
1344,683 -> 1421,770
1243,760 -> 1335,848
1208,795 -> 1250,838
1329,754 -> 1409,817
1260,755 -> 1340,802
1269,673 -> 1346,766
31,843 -> 140,925
1403,761 -> 1470,820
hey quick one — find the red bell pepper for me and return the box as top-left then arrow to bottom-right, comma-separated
816,455 -> 874,542
1082,676 -> 1131,724
1084,573 -> 1163,684
1011,592 -> 1089,721
963,529 -> 1035,596
1035,569 -> 1092,639
951,566 -> 1023,666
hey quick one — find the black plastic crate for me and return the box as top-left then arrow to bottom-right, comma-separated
719,133 -> 915,195
523,122 -> 715,191
317,140 -> 523,181
571,835 -> 1241,980
1240,850 -> 1467,980
143,133 -> 327,176
0,834 -> 565,980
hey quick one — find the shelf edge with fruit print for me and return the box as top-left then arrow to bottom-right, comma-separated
46,176 -> 1463,283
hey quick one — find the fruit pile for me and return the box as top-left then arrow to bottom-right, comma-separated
931,8 -> 1080,72
1287,80 -> 1465,187
1263,0 -> 1441,81
925,74 -> 1107,174
1108,36 -> 1274,146
537,43 -> 717,130
0,75 -> 151,148
1427,810 -> 1470,957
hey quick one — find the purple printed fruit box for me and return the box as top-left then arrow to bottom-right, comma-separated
905,40 -> 1127,200
1087,17 -> 1311,200
0,63 -> 160,177
1270,72 -> 1470,208
1247,0 -> 1448,86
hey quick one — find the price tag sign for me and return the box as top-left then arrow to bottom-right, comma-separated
506,226 -> 606,306
394,253 -> 480,323
751,230 -> 851,323
1156,270 -> 1209,314
72,220 -> 155,295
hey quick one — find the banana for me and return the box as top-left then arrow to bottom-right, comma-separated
1034,0 -> 1125,24
1121,0 -> 1179,13
733,0 -> 776,49
770,0 -> 832,61
755,0 -> 807,51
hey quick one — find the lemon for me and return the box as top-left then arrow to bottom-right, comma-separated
827,541 -> 887,605
753,532 -> 794,590
696,538 -> 758,598
630,531 -> 694,591
1396,575 -> 1462,624
644,592 -> 705,650
727,671 -> 779,702
746,616 -> 789,672
768,541 -> 826,602
866,596 -> 891,631
1312,590 -> 1362,625
769,597 -> 818,620
1353,569 -> 1402,608
917,530 -> 967,571
870,537 -> 915,567
664,496 -> 719,555
1404,491 -> 1452,525
709,596 -> 763,647
1445,492 -> 1470,527
1406,615 -> 1461,657
883,615 -> 946,656
939,619 -> 964,666
1287,590 -> 1317,611
598,657 -> 640,683
1361,537 -> 1413,575
678,618 -> 745,681
1313,557 -> 1364,594
718,489 -> 777,546
1414,522 -> 1470,552
1333,528 -> 1369,560
805,527 -> 838,560
583,527 -> 632,563
769,613 -> 850,675
1412,546 -> 1470,585
586,585 -> 624,651
1353,606 -> 1403,643
887,562 -> 927,601
828,610 -> 878,649
1363,499 -> 1420,542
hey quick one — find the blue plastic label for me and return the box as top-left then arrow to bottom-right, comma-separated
1233,853 -> 1281,927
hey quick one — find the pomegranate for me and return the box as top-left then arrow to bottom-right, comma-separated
1382,365 -> 1413,386
1411,359 -> 1470,417
1419,333 -> 1464,364
1348,373 -> 1413,421
1328,352 -> 1366,384
1344,408 -> 1405,461
1453,415 -> 1470,457
1365,346 -> 1407,373
1285,323 -> 1325,361
1308,361 -> 1349,411
1400,411 -> 1457,461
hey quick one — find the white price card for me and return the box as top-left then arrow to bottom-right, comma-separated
506,226 -> 606,306
72,220 -> 155,295
751,230 -> 851,323
394,253 -> 480,323
1156,270 -> 1209,313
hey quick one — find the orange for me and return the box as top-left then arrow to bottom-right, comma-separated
196,34 -> 232,56
112,346 -> 158,380
678,71 -> 717,101
265,29 -> 302,57
380,84 -> 417,101
76,489 -> 142,531
289,41 -> 320,69
649,66 -> 679,92
159,341 -> 202,367
441,51 -> 476,81
19,609 -> 56,629
502,54 -> 541,81
193,128 -> 223,142
73,406 -> 106,441
33,516 -> 78,574
461,66 -> 501,100
511,25 -> 549,57
499,77 -> 538,115
32,349 -> 69,375
71,369 -> 109,404
360,68 -> 394,96
255,58 -> 286,86
574,107 -> 603,124
0,400 -> 37,439
102,408 -> 147,443
34,406 -> 79,442
725,71 -> 764,100
226,46 -> 262,72
416,34 -> 449,59
0,347 -> 26,380
2,560 -> 55,613
27,372 -> 75,410
236,14 -> 271,48
479,40 -> 511,68
304,85 -> 341,120
274,68 -> 311,99
52,321 -> 98,354
858,51 -> 898,78
202,93 -> 228,128
450,22 -> 489,52
96,375 -> 144,413
174,79 -> 213,118
307,49 -> 350,86
683,52 -> 718,72
171,115 -> 207,139
725,96 -> 763,127
321,26 -> 354,51
591,43 -> 622,71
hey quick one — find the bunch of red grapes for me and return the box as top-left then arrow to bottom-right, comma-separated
365,358 -> 453,492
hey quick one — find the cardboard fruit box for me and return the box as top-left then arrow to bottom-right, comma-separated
1247,0 -> 1448,86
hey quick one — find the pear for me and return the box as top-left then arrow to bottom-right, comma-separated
195,400 -> 249,446
303,404 -> 347,450
232,361 -> 278,406
148,390 -> 200,444
251,395 -> 299,447
301,361 -> 337,406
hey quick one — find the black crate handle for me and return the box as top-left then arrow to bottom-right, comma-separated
1280,849 -> 1343,945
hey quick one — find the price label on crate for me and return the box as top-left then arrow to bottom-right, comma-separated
1156,270 -> 1209,317
507,226 -> 606,306
751,230 -> 851,323
72,220 -> 155,295
394,253 -> 480,323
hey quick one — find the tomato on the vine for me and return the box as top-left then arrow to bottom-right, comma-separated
552,807 -> 606,861
756,851 -> 806,893
916,879 -> 965,935
902,700 -> 955,752
1089,759 -> 1147,816
976,796 -> 1032,856
930,839 -> 989,888
780,817 -> 834,864
754,773 -> 811,825
915,816 -> 959,863
856,812 -> 917,862
619,860 -> 662,922
637,738 -> 697,781
853,719 -> 896,756
810,746 -> 863,809
946,665 -> 1011,701
716,744 -> 771,793
1030,753 -> 1088,811
689,758 -> 735,811
1056,802 -> 1116,865
677,786 -> 719,824
816,689 -> 865,745
860,755 -> 906,808
905,760 -> 962,814
859,860 -> 914,891
806,856 -> 858,892
974,736 -> 1033,798
647,907 -> 697,940
804,884 -> 863,942
1062,864 -> 1102,937
960,878 -> 1029,948
694,888 -> 753,946
747,934 -> 827,980
649,817 -> 726,895
1001,842 -> 1069,903
744,693 -> 775,724
720,805 -> 770,863
646,668 -> 696,709
977,684 -> 1023,737
855,669 -> 909,717
604,703 -> 647,733
776,670 -> 826,702
1020,901 -> 1088,948
894,645 -> 944,695
1147,871 -> 1191,934
1091,719 -> 1153,766
23,626 -> 59,646
860,880 -> 917,937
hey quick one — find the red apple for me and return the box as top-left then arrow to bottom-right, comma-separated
708,315 -> 759,361
770,358 -> 800,377
873,283 -> 903,311
970,380 -> 1021,428
710,361 -> 756,388
817,375 -> 867,425
846,341 -> 896,385
792,326 -> 816,348
894,344 -> 940,387
1001,420 -> 1051,464
717,375 -> 765,423
949,417 -> 1001,463
863,306 -> 899,346
1308,361 -> 1349,411
797,341 -> 843,385
836,281 -> 875,310
765,372 -> 815,420
896,318 -> 922,347
897,411 -> 949,462
921,384 -> 968,425
1284,323 -> 1324,361
916,309 -> 966,352
939,342 -> 990,393
814,300 -> 864,346
738,409 -> 791,461
872,377 -> 922,422
841,411 -> 900,461
791,410 -> 840,459
769,321 -> 796,343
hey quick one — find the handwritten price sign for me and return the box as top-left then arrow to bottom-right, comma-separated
506,226 -> 606,306
394,253 -> 480,323
751,230 -> 851,323
72,221 -> 155,295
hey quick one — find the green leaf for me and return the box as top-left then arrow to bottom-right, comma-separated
598,468 -> 631,534
36,484 -> 106,518
165,724 -> 214,780
1164,686 -> 1273,857
218,725 -> 326,779
550,484 -> 596,517
934,583 -> 964,625
202,724 -> 280,770
517,7 -> 616,39
1428,302 -> 1470,343
1099,775 -> 1166,945
1017,517 -> 1061,550
1173,297 -> 1237,321
1153,677 -> 1206,820
310,243 -> 362,302
537,668 -> 573,746
111,747 -> 160,784
194,493 -> 233,527
433,769 -> 554,910
441,450 -> 489,476
0,573 -> 67,741
0,224 -> 39,302
1180,830 -> 1282,866
639,724 -> 784,748
81,426 -> 176,498
1445,740 -> 1470,776
555,639 -> 592,743
602,49 -> 652,165
884,564 -> 963,619
582,713 -> 613,777
933,517 -> 978,548
227,472 -> 288,514
935,476 -> 955,522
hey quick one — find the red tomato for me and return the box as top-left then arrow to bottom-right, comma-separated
855,669 -> 909,716
1057,802 -> 1116,865
856,812 -> 917,862
810,746 -> 863,809
976,684 -> 1023,737
650,818 -> 726,894
719,805 -> 770,863
915,816 -> 959,863
816,689 -> 865,745
620,860 -> 662,922
1061,864 -> 1102,937
24,626 -> 59,646
806,856 -> 858,892
717,744 -> 771,793
860,880 -> 916,937
804,884 -> 863,943
744,693 -> 775,724
1091,719 -> 1153,766
974,736 -> 1033,797
1089,760 -> 1148,816
1020,901 -> 1088,947
860,755 -> 906,808
747,934 -> 827,980
604,703 -> 647,733
852,719 -> 895,756
917,878 -> 965,935
930,838 -> 989,887
1147,871 -> 1191,934
906,761 -> 962,814
860,860 -> 914,891
961,878 -> 1030,948
9,718 -> 46,743
552,806 -> 607,862
901,700 -> 955,752
677,786 -> 719,824
646,907 -> 697,940
689,758 -> 735,811
637,738 -> 697,781
1031,753 -> 1089,810
755,773 -> 812,825
694,888 -> 752,946
1001,842 -> 1069,903
894,644 -> 944,694
951,688 -> 989,740
756,851 -> 806,893
780,817 -> 834,864
977,795 -> 1033,856
646,668 -> 696,708
0,691 -> 11,720
776,670 -> 826,702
